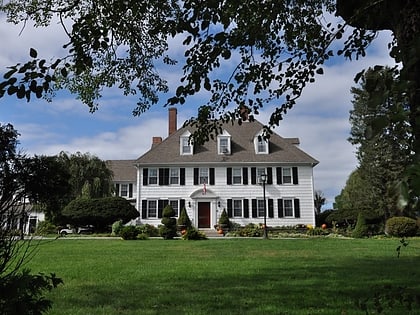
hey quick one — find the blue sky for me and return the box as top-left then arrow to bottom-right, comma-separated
0,14 -> 396,210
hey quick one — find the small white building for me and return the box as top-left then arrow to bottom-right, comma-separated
108,108 -> 318,229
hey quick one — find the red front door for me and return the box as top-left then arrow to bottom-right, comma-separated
198,202 -> 211,228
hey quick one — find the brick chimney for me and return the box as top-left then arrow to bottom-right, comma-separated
168,107 -> 177,136
152,136 -> 162,148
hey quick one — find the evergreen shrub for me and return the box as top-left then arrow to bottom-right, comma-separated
138,224 -> 159,237
34,221 -> 57,235
177,207 -> 192,229
160,205 -> 177,239
111,220 -> 123,236
181,227 -> 207,240
352,213 -> 369,238
385,217 -> 418,237
120,225 -> 138,240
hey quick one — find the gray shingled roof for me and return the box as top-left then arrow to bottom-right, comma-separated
135,120 -> 318,166
106,160 -> 137,181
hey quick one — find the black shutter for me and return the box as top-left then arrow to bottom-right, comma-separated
252,199 -> 258,218
227,199 -> 233,218
243,199 -> 249,218
268,199 -> 274,218
278,199 -> 284,218
267,167 -> 273,185
158,200 -> 164,218
292,167 -> 299,185
128,183 -> 133,198
194,168 -> 199,185
115,183 -> 120,196
143,168 -> 148,186
180,168 -> 185,186
210,168 -> 215,185
251,167 -> 257,185
142,200 -> 147,219
159,168 -> 169,185
227,168 -> 232,185
243,167 -> 248,185
294,199 -> 301,218
180,199 -> 185,211
276,167 -> 282,185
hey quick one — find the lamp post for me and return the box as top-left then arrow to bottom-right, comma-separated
260,173 -> 268,239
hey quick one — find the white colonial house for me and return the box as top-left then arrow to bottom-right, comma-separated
108,108 -> 318,229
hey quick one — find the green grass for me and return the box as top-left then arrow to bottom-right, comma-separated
26,238 -> 420,315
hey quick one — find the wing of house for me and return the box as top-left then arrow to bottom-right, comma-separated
108,108 -> 318,229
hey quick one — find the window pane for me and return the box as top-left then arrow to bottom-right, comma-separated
199,168 -> 208,184
283,168 -> 292,184
220,138 -> 229,153
232,168 -> 242,184
182,138 -> 191,153
120,184 -> 128,197
170,168 -> 179,184
148,200 -> 157,218
233,200 -> 242,217
149,169 -> 158,185
284,199 -> 293,217
169,200 -> 179,217
257,199 -> 265,217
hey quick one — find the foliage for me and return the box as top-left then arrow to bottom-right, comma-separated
120,225 -> 139,240
352,213 -> 369,238
385,217 -> 418,237
306,227 -> 329,236
234,223 -> 263,237
0,123 -> 62,314
218,208 -> 230,227
177,207 -> 192,229
314,191 -> 326,215
62,197 -> 139,230
34,221 -> 57,236
315,209 -> 334,227
181,227 -> 207,240
0,269 -> 63,315
160,205 -> 177,240
111,220 -> 123,236
137,224 -> 159,237
348,67 -> 412,217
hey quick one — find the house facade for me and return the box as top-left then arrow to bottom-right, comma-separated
108,108 -> 318,229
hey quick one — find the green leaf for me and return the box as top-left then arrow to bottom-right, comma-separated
30,48 -> 38,58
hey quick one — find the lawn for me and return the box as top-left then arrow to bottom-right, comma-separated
27,237 -> 420,315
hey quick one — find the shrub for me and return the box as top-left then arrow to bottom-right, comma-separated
138,224 -> 159,237
120,225 -> 138,240
137,233 -> 149,240
177,207 -> 192,229
111,220 -> 123,236
238,223 -> 262,237
181,227 -> 207,240
352,213 -> 369,238
34,221 -> 57,236
160,205 -> 177,239
385,217 -> 418,237
307,227 -> 328,236
218,208 -> 230,227
62,197 -> 139,230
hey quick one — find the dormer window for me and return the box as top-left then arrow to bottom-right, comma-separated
180,131 -> 193,155
254,131 -> 269,154
218,130 -> 231,155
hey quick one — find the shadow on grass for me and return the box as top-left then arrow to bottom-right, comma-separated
53,255 -> 420,315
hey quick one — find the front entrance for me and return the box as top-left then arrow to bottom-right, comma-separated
198,202 -> 211,228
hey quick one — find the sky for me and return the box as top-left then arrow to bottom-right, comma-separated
0,13 -> 397,210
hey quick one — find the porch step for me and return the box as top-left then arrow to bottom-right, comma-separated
200,229 -> 225,238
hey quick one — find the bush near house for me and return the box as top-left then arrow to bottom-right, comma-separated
34,221 -> 58,236
385,217 -> 418,237
120,226 -> 138,240
160,205 -> 177,240
62,197 -> 139,231
177,207 -> 192,230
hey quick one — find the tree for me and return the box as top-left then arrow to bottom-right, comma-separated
57,151 -> 114,200
314,191 -> 326,215
160,205 -> 177,240
0,123 -> 62,315
62,196 -> 139,231
348,67 -> 412,218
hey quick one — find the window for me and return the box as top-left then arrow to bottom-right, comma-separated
257,168 -> 266,183
199,168 -> 208,184
257,199 -> 265,217
182,137 -> 191,154
254,132 -> 269,154
232,168 -> 242,184
233,199 -> 243,217
218,137 -> 230,154
282,167 -> 292,184
120,184 -> 128,197
147,200 -> 157,218
180,132 -> 193,155
169,200 -> 179,217
148,168 -> 158,185
283,199 -> 294,217
170,168 -> 179,185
